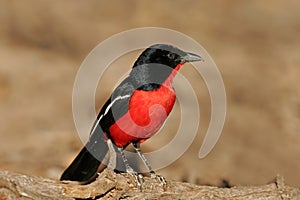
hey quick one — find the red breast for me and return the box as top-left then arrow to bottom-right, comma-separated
108,64 -> 184,147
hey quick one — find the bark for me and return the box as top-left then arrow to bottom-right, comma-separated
0,169 -> 299,200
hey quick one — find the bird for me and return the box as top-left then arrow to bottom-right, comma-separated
60,44 -> 203,187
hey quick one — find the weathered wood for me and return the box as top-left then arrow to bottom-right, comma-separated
0,169 -> 299,200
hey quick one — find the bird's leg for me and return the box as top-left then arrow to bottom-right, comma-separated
118,147 -> 144,190
133,142 -> 167,189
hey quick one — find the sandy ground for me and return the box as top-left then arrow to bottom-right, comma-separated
0,0 -> 300,187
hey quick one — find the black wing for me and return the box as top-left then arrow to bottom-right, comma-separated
60,78 -> 135,183
89,77 -> 135,137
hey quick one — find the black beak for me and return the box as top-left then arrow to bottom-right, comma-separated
181,52 -> 203,63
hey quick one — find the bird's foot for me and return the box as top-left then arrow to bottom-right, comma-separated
125,170 -> 167,191
125,167 -> 144,190
127,171 -> 144,190
150,171 -> 167,190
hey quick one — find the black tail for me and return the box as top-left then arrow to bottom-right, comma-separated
60,132 -> 108,183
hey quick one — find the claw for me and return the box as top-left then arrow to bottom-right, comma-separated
132,142 -> 167,190
137,174 -> 144,190
118,144 -> 167,190
117,147 -> 145,190
150,171 -> 167,190
128,172 -> 144,190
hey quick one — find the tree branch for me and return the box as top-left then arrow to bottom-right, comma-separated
0,169 -> 299,200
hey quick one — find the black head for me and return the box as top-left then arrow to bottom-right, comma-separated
133,44 -> 202,69
130,44 -> 202,90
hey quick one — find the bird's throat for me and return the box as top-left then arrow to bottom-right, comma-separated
162,62 -> 185,88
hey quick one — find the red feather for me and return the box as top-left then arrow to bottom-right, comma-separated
109,63 -> 184,147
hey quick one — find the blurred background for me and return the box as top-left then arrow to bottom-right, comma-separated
0,0 -> 299,187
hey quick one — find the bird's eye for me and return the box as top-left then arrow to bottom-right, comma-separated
167,53 -> 176,60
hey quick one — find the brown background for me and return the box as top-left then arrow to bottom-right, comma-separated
0,0 -> 299,187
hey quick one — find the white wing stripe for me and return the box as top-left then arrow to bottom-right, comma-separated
104,94 -> 131,116
90,94 -> 131,136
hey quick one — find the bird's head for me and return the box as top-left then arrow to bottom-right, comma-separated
131,44 -> 203,90
133,44 -> 203,69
